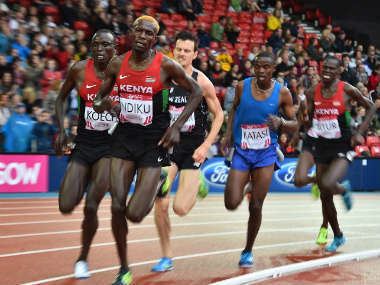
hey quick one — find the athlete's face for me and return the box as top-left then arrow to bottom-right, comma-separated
174,39 -> 198,69
321,59 -> 340,85
91,32 -> 115,64
132,20 -> 157,52
253,57 -> 275,84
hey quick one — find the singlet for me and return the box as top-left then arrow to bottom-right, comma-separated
115,51 -> 170,138
233,78 -> 281,150
76,59 -> 118,144
307,81 -> 351,143
168,70 -> 208,137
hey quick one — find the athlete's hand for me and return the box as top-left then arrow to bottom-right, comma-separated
351,133 -> 365,147
159,125 -> 180,149
267,115 -> 282,131
109,101 -> 121,117
220,135 -> 232,156
192,143 -> 209,164
93,96 -> 112,113
54,131 -> 68,156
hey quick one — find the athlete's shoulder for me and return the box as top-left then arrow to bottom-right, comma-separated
193,68 -> 213,86
71,59 -> 87,72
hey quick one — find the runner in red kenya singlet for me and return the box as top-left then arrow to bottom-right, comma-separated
92,16 -> 202,285
55,30 -> 120,279
304,56 -> 374,253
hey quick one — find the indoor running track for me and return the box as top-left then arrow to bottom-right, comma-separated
1,193 -> 380,285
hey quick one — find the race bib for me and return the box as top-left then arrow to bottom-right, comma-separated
169,105 -> 195,132
240,124 -> 271,150
309,118 -> 341,139
84,106 -> 117,131
119,95 -> 153,126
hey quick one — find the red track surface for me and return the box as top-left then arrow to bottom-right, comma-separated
1,194 -> 379,285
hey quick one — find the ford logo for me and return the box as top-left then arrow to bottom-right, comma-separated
274,162 -> 315,186
202,161 -> 230,188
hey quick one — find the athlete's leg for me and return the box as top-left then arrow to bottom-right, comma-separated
244,164 -> 274,252
316,160 -> 347,238
294,150 -> 315,187
109,158 -> 135,271
126,167 -> 161,223
224,169 -> 250,210
59,160 -> 90,214
154,164 -> 178,259
172,169 -> 201,216
77,157 -> 110,262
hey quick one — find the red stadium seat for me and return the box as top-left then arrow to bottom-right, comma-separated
366,136 -> 380,147
370,146 -> 380,157
355,145 -> 370,156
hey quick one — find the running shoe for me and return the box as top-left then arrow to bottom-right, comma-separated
74,260 -> 91,279
198,174 -> 209,199
112,268 -> 132,285
316,226 -> 328,245
238,251 -> 254,268
311,183 -> 320,200
325,235 -> 346,252
341,180 -> 353,211
151,257 -> 174,272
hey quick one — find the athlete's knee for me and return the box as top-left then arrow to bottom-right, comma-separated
111,201 -> 126,216
249,198 -> 264,212
225,198 -> 240,211
155,198 -> 170,215
59,198 -> 77,214
173,202 -> 191,217
84,203 -> 98,218
294,176 -> 306,188
125,207 -> 146,223
320,176 -> 335,191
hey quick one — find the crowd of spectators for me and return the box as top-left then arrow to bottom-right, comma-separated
0,0 -> 379,156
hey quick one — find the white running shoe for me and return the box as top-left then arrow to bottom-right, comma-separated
74,260 -> 91,279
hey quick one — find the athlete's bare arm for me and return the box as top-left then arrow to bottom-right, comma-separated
344,83 -> 373,110
267,86 -> 298,132
159,56 -> 202,148
93,55 -> 122,113
54,61 -> 85,155
220,81 -> 243,155
192,70 -> 223,163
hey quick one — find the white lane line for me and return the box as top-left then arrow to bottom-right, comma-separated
2,224 -> 380,258
1,207 -> 379,218
210,248 -> 380,285
1,220 -> 379,240
1,212 -> 378,227
20,234 -> 380,285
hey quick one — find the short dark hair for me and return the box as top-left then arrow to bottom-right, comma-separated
92,29 -> 115,41
324,55 -> 342,67
175,31 -> 198,51
255,51 -> 276,64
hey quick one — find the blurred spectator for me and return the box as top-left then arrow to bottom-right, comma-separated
197,23 -> 211,49
278,133 -> 297,155
24,54 -> 43,90
232,47 -> 245,71
229,0 -> 242,12
199,61 -> 214,82
341,53 -> 359,86
306,38 -> 323,61
368,64 -> 380,91
319,29 -> 333,52
356,63 -> 369,86
31,109 -> 56,153
212,62 -> 227,86
242,0 -> 261,12
334,30 -> 346,53
2,103 -> 34,152
267,28 -> 284,54
40,58 -> 63,97
224,63 -> 243,86
211,16 -> 226,42
224,79 -> 238,111
177,0 -> 197,21
224,17 -> 240,45
0,71 -> 20,95
267,9 -> 282,31
365,44 -> 377,71
216,46 -> 234,72
0,93 -> 11,152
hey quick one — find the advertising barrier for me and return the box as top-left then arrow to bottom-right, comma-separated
0,155 -> 379,193
0,154 -> 48,193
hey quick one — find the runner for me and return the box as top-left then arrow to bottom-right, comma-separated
151,31 -> 223,272
92,16 -> 202,285
55,29 -> 118,278
221,51 -> 298,267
